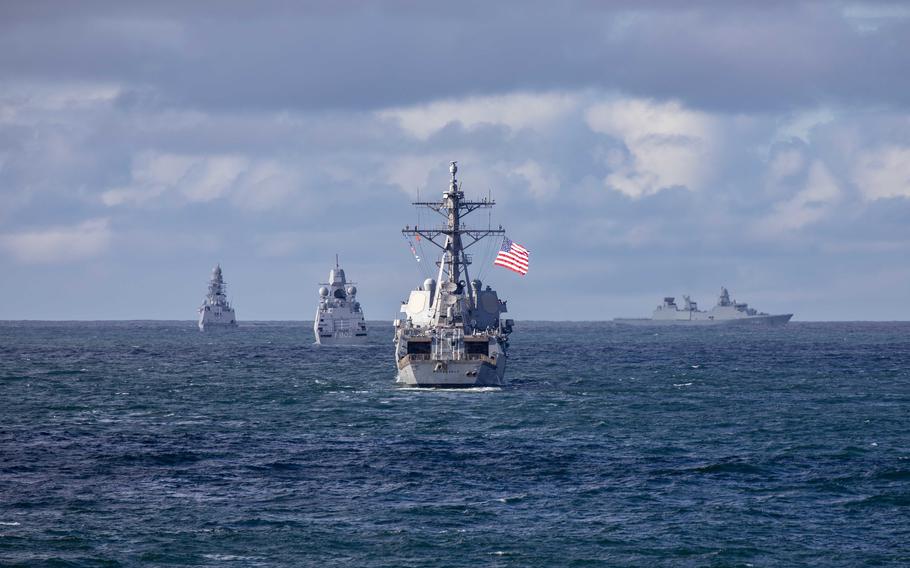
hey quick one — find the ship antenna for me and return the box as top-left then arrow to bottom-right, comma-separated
335,253 -> 339,269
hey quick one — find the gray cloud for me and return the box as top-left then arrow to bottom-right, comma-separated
2,2 -> 909,113
2,2 -> 910,320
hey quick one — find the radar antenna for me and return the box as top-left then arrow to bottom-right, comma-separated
402,161 -> 505,315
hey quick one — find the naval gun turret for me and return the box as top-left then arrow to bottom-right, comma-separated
314,257 -> 368,344
394,161 -> 515,387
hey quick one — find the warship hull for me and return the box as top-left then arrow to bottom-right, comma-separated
315,333 -> 368,345
396,356 -> 506,388
198,321 -> 238,331
198,309 -> 237,331
614,314 -> 792,326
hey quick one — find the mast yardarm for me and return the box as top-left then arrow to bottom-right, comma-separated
402,162 -> 504,295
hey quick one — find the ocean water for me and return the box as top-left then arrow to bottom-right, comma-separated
1,321 -> 908,567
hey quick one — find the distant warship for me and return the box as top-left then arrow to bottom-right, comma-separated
394,161 -> 515,388
198,264 -> 237,331
615,287 -> 792,326
314,257 -> 368,344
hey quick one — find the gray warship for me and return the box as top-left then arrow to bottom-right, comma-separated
198,264 -> 237,330
314,257 -> 368,344
394,161 -> 515,388
615,287 -> 792,326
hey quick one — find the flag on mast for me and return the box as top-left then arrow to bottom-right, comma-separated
404,235 -> 421,262
493,237 -> 529,275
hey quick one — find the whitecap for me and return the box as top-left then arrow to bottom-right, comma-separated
673,382 -> 693,387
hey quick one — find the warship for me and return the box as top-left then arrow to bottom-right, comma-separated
314,257 -> 368,344
394,161 -> 515,388
615,287 -> 792,326
197,264 -> 237,330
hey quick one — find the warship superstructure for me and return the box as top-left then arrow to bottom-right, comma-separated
197,264 -> 237,330
314,258 -> 368,344
394,162 -> 515,387
615,287 -> 792,326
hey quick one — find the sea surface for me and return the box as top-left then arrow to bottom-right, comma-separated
1,321 -> 908,567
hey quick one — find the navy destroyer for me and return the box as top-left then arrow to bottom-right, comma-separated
615,287 -> 792,326
198,264 -> 237,330
314,258 -> 368,344
394,162 -> 515,387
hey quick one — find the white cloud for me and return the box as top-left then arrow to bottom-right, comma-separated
179,155 -> 248,202
102,153 -> 196,206
511,160 -> 559,200
102,152 -> 300,209
378,92 -> 580,140
774,107 -> 836,142
851,146 -> 910,201
585,98 -> 718,198
757,161 -> 842,234
0,218 -> 112,263
231,161 -> 301,211
383,154 -> 456,196
769,148 -> 807,181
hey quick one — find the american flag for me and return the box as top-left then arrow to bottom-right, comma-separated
494,237 -> 529,275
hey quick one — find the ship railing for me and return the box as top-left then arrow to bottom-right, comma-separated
399,353 -> 494,364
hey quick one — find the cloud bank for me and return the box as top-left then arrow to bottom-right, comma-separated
1,2 -> 909,319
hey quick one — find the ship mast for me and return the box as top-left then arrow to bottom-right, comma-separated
402,162 -> 504,319
206,264 -> 229,307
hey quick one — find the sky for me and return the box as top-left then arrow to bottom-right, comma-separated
1,1 -> 910,321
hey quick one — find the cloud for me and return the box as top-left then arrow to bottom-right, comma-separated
586,98 -> 718,197
510,160 -> 559,200
379,92 -> 580,140
756,161 -> 842,235
2,3 -> 910,318
852,146 -> 910,200
102,152 -> 299,209
0,218 -> 112,263
3,3 -> 910,113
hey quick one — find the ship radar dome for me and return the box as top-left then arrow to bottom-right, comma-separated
471,279 -> 482,289
318,286 -> 329,297
423,278 -> 436,292
346,285 -> 357,296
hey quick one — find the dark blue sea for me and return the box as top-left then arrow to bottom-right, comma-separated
1,321 -> 908,567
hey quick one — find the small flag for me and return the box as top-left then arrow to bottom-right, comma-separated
404,235 -> 421,262
494,237 -> 529,275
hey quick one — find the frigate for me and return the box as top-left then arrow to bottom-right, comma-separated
394,161 -> 515,388
614,287 -> 792,326
197,264 -> 237,331
314,257 -> 368,344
